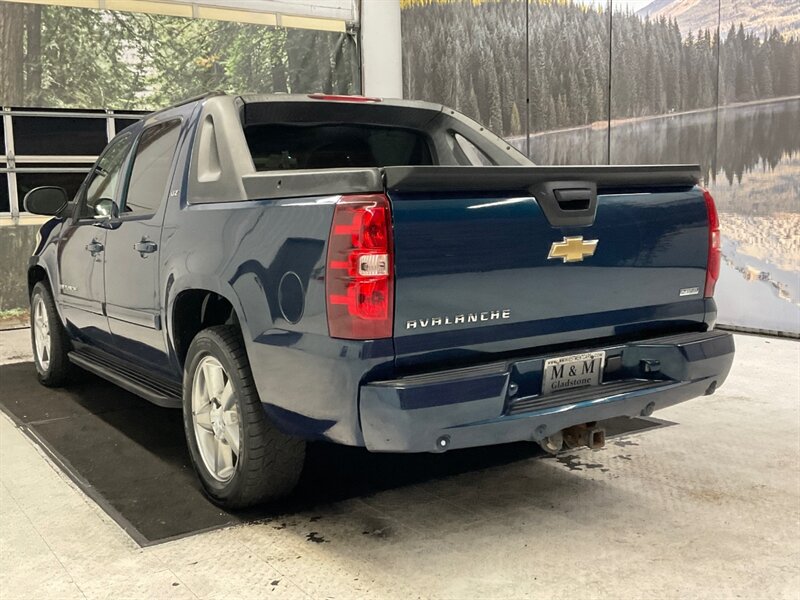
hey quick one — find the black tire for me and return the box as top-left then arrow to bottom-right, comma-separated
182,325 -> 306,508
30,281 -> 73,387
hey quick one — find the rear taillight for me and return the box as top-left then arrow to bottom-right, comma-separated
326,194 -> 394,339
703,188 -> 721,298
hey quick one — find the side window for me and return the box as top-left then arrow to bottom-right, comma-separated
78,133 -> 133,219
123,119 -> 181,215
453,132 -> 495,166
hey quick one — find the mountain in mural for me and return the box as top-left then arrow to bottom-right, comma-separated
637,0 -> 800,39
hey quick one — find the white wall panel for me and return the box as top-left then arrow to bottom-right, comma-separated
361,0 -> 402,97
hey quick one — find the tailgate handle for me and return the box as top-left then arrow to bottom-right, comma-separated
554,188 -> 592,211
530,180 -> 598,228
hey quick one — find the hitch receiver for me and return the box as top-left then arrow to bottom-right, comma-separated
563,423 -> 606,450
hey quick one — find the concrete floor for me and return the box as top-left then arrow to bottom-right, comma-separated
0,328 -> 798,600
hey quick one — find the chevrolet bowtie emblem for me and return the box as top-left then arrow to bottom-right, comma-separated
547,236 -> 598,263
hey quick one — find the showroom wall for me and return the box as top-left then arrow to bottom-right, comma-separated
0,0 -> 359,316
402,0 -> 800,336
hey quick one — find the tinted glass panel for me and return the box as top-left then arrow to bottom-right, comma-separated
124,120 -> 181,214
79,133 -> 133,219
14,116 -> 107,156
17,172 -> 89,210
1,120 -> 5,155
114,118 -> 141,134
0,174 -> 9,213
244,124 -> 433,171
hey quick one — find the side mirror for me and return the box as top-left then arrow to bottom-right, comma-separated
94,198 -> 119,219
23,186 -> 69,216
92,198 -> 121,229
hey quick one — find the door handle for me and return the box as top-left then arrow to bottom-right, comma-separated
133,239 -> 158,257
85,240 -> 104,255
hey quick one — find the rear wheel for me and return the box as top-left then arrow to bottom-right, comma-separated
182,325 -> 305,508
30,281 -> 72,387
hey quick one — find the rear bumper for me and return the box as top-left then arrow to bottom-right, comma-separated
359,330 -> 734,452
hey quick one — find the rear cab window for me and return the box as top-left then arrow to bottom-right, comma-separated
244,124 -> 434,171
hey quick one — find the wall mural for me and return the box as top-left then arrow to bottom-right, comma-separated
0,2 -> 359,110
401,0 -> 800,336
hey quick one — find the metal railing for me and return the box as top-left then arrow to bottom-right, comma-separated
1,107 -> 144,221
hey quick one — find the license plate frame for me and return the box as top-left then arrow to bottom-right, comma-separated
541,351 -> 605,395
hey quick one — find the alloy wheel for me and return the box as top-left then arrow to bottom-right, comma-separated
32,294 -> 51,372
191,355 -> 241,482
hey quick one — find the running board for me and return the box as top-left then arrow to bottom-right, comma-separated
68,347 -> 182,409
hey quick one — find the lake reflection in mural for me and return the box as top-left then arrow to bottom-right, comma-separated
528,99 -> 800,335
710,100 -> 800,334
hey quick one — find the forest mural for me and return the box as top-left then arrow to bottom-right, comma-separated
0,2 -> 359,110
402,0 -> 800,140
402,0 -> 800,336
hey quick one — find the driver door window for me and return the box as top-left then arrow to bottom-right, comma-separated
78,133 -> 133,219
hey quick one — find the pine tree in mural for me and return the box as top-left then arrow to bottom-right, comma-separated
510,102 -> 522,135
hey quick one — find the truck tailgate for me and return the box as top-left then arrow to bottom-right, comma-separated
384,165 -> 711,369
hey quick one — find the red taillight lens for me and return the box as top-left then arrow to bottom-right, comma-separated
326,194 -> 394,339
703,188 -> 721,298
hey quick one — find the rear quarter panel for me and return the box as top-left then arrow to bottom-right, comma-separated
160,195 -> 394,446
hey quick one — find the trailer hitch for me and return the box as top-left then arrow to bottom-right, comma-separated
563,422 -> 606,450
538,422 -> 606,455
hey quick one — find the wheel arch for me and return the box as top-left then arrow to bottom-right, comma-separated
168,282 -> 252,369
28,264 -> 51,298
27,261 -> 72,331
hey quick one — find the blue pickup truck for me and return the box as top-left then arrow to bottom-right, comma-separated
23,92 -> 734,507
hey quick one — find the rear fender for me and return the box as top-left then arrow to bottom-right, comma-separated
165,275 -> 261,371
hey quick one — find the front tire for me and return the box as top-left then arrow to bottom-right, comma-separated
30,281 -> 73,387
182,325 -> 306,508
